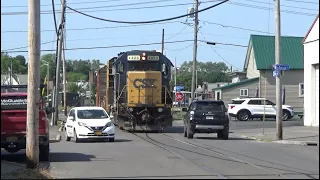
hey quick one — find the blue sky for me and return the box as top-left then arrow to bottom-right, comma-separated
1,0 -> 318,70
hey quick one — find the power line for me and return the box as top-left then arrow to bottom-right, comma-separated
66,0 -> 182,11
1,0 -> 316,16
228,2 -> 317,16
2,39 -> 247,53
0,0 -> 213,16
202,20 -> 271,34
199,30 -> 241,70
52,0 -> 59,35
1,21 -> 181,33
2,40 -> 56,51
166,43 -> 193,51
242,0 -> 318,11
2,31 -> 248,49
1,0 -> 125,8
65,0 -> 229,24
165,25 -> 189,40
283,0 -> 319,4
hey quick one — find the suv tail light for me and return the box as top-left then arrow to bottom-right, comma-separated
230,106 -> 235,109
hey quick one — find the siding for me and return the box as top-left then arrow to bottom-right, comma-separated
221,79 -> 260,104
260,70 -> 304,112
246,47 -> 260,78
303,18 -> 319,126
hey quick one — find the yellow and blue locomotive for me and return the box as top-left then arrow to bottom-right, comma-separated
104,50 -> 174,131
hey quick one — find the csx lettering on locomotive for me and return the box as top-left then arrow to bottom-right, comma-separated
133,78 -> 156,88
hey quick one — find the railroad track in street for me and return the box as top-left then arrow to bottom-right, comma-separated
131,131 -> 227,179
127,127 -> 290,179
161,133 -> 290,179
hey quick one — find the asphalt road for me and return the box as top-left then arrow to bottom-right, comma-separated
2,120 -> 318,179
171,118 -> 304,132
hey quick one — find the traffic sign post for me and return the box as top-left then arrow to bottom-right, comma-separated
176,91 -> 184,102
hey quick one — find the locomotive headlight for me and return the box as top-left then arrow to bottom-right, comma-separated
142,56 -> 146,60
129,108 -> 134,112
157,108 -> 163,112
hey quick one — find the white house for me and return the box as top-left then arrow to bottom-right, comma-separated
303,14 -> 319,127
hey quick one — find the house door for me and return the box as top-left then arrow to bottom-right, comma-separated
216,92 -> 220,100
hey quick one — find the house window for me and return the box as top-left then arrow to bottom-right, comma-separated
299,83 -> 304,97
240,89 -> 249,97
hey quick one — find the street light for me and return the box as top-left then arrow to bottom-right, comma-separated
40,63 -> 49,96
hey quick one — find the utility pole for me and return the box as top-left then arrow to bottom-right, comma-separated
26,0 -> 40,169
62,38 -> 67,116
161,29 -> 164,54
275,0 -> 283,140
191,0 -> 199,101
53,0 -> 66,125
47,63 -> 49,96
62,11 -> 67,116
174,58 -> 177,101
10,59 -> 13,85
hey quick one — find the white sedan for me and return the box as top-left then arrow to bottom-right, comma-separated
64,106 -> 115,142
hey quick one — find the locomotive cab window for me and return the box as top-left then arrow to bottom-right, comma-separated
118,62 -> 124,73
162,63 -> 168,75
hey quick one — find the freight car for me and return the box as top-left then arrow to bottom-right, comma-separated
96,50 -> 174,131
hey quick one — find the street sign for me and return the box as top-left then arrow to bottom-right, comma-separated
174,85 -> 184,91
273,64 -> 290,71
273,70 -> 280,77
176,91 -> 184,102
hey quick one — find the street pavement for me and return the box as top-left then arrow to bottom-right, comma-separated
1,119 -> 318,179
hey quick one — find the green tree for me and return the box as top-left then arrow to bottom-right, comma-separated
67,72 -> 87,82
68,83 -> 81,93
175,61 -> 231,91
40,54 -> 56,80
1,53 -> 28,74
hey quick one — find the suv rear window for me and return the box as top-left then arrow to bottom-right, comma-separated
231,100 -> 245,104
195,102 -> 226,112
1,96 -> 27,110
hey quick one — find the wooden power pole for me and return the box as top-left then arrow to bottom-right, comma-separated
53,0 -> 66,125
275,0 -> 283,140
62,8 -> 67,116
26,0 -> 41,169
191,0 -> 199,101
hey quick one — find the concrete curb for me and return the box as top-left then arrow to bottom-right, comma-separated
1,160 -> 25,167
272,140 -> 319,146
237,135 -> 319,146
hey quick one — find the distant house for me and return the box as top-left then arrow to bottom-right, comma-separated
1,74 -> 28,85
228,71 -> 246,83
303,14 -> 319,127
213,35 -> 304,112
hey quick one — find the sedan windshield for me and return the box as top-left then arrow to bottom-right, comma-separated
77,109 -> 109,119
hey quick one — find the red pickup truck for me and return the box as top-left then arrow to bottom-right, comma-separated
1,85 -> 53,161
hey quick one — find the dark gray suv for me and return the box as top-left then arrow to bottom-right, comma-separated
182,100 -> 229,139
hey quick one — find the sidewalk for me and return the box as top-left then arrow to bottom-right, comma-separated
233,126 -> 319,146
49,125 -> 62,142
1,161 -> 24,176
1,161 -> 54,179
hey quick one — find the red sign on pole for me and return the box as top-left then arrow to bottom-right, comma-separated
176,91 -> 184,102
